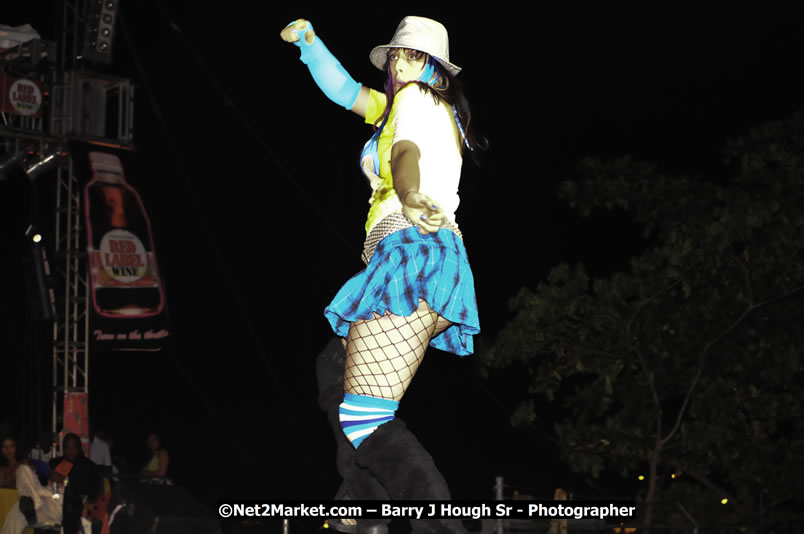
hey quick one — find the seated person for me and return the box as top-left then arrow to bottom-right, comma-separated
139,433 -> 169,482
27,433 -> 53,483
0,437 -> 27,489
88,431 -> 114,476
28,432 -> 52,464
1,433 -> 99,534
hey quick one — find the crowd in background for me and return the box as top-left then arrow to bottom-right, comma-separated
0,430 -> 170,534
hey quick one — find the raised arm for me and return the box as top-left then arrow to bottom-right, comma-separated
280,19 -> 371,119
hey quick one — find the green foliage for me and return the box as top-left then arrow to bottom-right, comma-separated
483,110 -> 804,525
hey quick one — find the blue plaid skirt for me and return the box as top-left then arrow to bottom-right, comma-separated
324,227 -> 479,356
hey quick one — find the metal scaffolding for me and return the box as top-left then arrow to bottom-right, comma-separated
1,0 -> 132,447
51,155 -> 90,438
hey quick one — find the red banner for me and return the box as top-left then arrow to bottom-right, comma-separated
63,393 -> 90,456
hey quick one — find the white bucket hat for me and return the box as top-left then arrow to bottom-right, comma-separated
369,16 -> 461,76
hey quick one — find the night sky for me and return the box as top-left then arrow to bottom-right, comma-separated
2,0 -> 804,516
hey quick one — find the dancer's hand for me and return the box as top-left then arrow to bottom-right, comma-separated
280,19 -> 315,45
401,191 -> 445,234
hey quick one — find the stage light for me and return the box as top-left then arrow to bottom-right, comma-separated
25,225 -> 44,244
721,498 -> 728,505
25,224 -> 56,321
638,475 -> 645,481
24,151 -> 62,179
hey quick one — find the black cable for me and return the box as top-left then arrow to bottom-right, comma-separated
149,0 -> 359,259
117,6 -> 323,491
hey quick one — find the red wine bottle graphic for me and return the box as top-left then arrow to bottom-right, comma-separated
85,152 -> 164,317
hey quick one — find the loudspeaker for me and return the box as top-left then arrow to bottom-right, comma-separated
111,481 -> 220,534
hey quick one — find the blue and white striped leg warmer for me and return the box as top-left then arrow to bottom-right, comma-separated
339,393 -> 399,448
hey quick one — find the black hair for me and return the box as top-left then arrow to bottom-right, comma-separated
376,49 -> 488,165
62,433 -> 83,455
0,435 -> 25,465
146,432 -> 164,449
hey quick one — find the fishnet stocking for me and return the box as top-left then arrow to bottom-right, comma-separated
344,299 -> 451,401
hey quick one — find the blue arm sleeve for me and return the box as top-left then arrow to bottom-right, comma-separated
291,21 -> 362,111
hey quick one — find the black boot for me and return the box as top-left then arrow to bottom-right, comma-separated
318,339 -> 389,497
18,495 -> 37,525
355,418 -> 468,534
317,338 -> 391,533
327,410 -> 391,534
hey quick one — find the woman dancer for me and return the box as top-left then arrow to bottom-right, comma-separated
282,16 -> 485,533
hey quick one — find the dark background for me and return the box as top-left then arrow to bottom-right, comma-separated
2,0 -> 803,509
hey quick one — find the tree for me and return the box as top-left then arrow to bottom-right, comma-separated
483,110 -> 804,527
